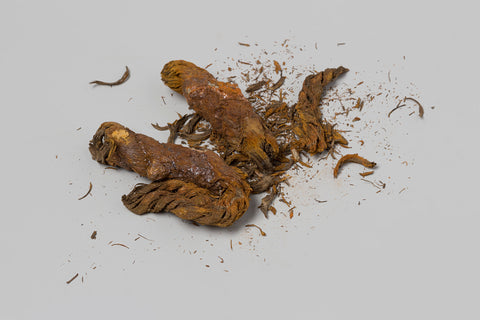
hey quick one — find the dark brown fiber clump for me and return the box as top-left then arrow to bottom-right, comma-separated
89,122 -> 250,227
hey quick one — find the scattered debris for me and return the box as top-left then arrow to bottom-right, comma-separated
270,76 -> 286,91
66,273 -> 79,284
78,182 -> 93,200
334,154 -> 376,178
360,178 -> 385,190
404,97 -> 425,118
90,66 -> 130,87
111,243 -> 130,249
258,185 -> 278,218
388,97 -> 425,118
246,80 -> 267,93
359,171 -> 374,177
388,100 -> 406,118
273,60 -> 282,73
352,98 -> 364,111
289,207 -> 295,219
136,233 -> 153,241
238,60 -> 252,66
245,224 -> 267,236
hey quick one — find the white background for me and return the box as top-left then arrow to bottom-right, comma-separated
1,0 -> 479,319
